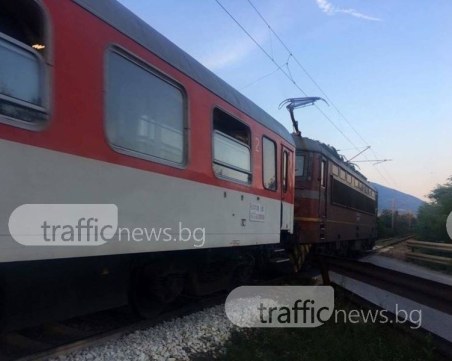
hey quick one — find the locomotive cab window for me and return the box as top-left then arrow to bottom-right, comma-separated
295,154 -> 305,177
106,50 -> 186,165
0,0 -> 48,128
212,109 -> 251,183
262,137 -> 277,191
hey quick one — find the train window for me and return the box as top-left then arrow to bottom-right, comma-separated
339,168 -> 346,180
0,0 -> 48,128
212,109 -> 251,183
295,155 -> 305,176
320,160 -> 326,187
332,164 -> 339,176
346,173 -> 352,184
213,108 -> 250,145
263,137 -> 277,190
106,50 -> 186,165
282,151 -> 288,192
213,132 -> 251,183
331,178 -> 376,214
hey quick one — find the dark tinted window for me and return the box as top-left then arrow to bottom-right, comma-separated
0,0 -> 47,126
331,178 -> 376,214
295,155 -> 305,176
106,51 -> 185,165
263,137 -> 276,190
212,109 -> 251,183
0,39 -> 41,105
282,151 -> 288,192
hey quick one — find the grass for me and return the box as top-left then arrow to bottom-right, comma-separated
215,324 -> 439,361
195,292 -> 447,361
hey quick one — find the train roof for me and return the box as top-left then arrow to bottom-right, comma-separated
71,0 -> 293,145
292,135 -> 371,184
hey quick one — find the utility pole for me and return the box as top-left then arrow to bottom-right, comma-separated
391,198 -> 396,230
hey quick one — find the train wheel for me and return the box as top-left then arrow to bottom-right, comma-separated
230,254 -> 255,288
130,267 -> 185,318
0,288 -> 3,333
289,244 -> 312,273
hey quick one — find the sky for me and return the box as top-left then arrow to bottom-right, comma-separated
117,0 -> 452,201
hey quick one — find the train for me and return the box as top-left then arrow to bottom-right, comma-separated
0,0 -> 377,331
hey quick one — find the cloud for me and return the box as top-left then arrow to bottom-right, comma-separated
200,1 -> 296,71
200,37 -> 258,71
315,0 -> 382,22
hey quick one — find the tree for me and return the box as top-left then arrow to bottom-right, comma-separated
416,176 -> 452,243
378,209 -> 416,238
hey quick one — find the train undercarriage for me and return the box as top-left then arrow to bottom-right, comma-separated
0,235 -> 376,333
0,244 -> 289,332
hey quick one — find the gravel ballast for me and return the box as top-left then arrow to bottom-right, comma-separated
53,305 -> 237,361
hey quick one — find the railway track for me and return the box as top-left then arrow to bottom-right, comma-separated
318,254 -> 452,358
5,244 -> 446,361
0,293 -> 229,361
0,273 -> 302,361
372,234 -> 415,253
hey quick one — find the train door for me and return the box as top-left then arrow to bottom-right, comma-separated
280,146 -> 293,232
319,157 -> 327,240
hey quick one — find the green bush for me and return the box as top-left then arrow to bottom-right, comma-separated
416,176 -> 452,243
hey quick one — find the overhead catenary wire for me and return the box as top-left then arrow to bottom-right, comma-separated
246,0 -> 397,187
240,65 -> 283,90
216,0 -> 396,187
247,0 -> 368,146
214,0 -> 360,151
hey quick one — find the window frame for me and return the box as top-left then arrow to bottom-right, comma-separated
331,177 -> 376,215
282,150 -> 289,193
104,46 -> 188,168
262,136 -> 277,191
295,154 -> 306,177
211,107 -> 252,185
346,173 -> 352,184
332,164 -> 339,176
212,129 -> 252,184
0,31 -> 49,131
320,160 -> 327,188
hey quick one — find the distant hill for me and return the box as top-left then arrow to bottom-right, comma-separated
371,182 -> 425,215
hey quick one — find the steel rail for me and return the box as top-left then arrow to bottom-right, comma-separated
4,274 -> 296,361
318,255 -> 452,315
373,234 -> 415,252
318,254 -> 452,358
11,295 -> 226,361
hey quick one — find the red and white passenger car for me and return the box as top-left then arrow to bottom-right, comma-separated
0,0 -> 295,330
